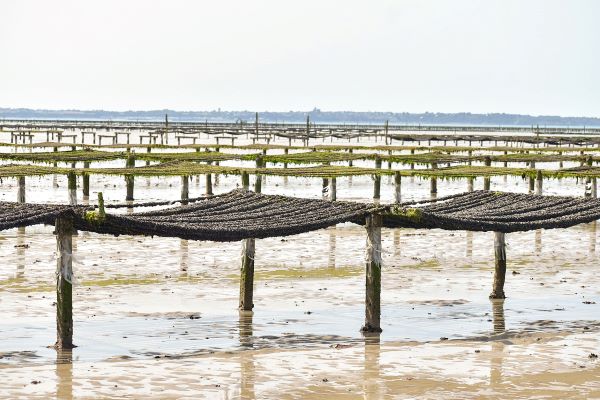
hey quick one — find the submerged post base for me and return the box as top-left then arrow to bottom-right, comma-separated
489,231 -> 507,300
360,324 -> 383,333
488,290 -> 506,300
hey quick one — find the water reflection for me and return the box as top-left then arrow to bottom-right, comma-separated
466,231 -> 473,258
590,221 -> 597,255
490,299 -> 505,386
179,239 -> 189,275
491,299 -> 506,333
328,228 -> 336,269
467,177 -> 474,192
362,333 -> 382,400
53,163 -> 59,188
393,229 -> 401,257
126,201 -> 134,215
238,311 -> 254,344
214,162 -> 220,185
56,348 -> 73,400
535,230 -> 542,254
238,311 -> 256,399
16,227 -> 26,279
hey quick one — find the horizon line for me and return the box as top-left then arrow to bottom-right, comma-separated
1,106 -> 599,120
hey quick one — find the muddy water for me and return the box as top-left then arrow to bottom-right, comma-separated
1,138 -> 600,398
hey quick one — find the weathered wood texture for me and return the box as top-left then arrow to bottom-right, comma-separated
489,232 -> 507,299
361,213 -> 383,333
55,215 -> 74,349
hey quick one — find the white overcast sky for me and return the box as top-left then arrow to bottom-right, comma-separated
0,0 -> 598,116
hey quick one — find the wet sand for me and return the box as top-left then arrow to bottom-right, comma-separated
1,138 -> 600,398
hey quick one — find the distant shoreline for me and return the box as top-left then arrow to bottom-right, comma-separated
1,108 -> 599,127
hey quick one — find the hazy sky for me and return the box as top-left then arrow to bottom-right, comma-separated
1,0 -> 598,116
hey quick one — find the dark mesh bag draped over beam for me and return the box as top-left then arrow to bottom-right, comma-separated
384,191 -> 600,232
2,190 -> 600,239
75,190 -> 379,241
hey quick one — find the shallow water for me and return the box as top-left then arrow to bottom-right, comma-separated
1,136 -> 600,398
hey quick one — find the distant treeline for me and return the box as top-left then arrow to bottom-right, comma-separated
1,107 -> 599,127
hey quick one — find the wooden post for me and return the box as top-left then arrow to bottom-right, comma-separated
181,175 -> 189,205
305,115 -> 310,146
17,176 -> 25,203
528,161 -> 535,194
254,156 -> 262,193
239,238 -> 255,311
239,165 -> 260,311
535,170 -> 543,195
483,156 -> 491,191
205,172 -> 213,196
55,215 -> 74,349
586,156 -> 594,198
430,162 -> 438,194
489,232 -> 507,299
467,177 -> 474,192
394,171 -> 401,204
241,171 -> 250,190
361,213 -> 383,333
329,177 -> 337,201
165,113 -> 169,145
559,151 -> 564,169
384,120 -> 389,145
82,161 -> 90,198
255,112 -> 259,139
67,172 -> 77,205
374,157 -> 382,200
125,153 -> 135,201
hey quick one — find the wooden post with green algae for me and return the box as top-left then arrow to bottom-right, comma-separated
241,171 -> 250,190
394,171 -> 401,204
67,171 -> 77,205
430,162 -> 438,194
239,170 -> 258,311
489,232 -> 507,299
17,176 -> 25,203
254,156 -> 262,193
373,156 -> 382,200
483,157 -> 491,191
82,161 -> 90,198
55,214 -> 75,349
361,213 -> 383,333
329,177 -> 337,201
535,170 -> 543,195
239,237 -> 255,312
125,153 -> 135,201
181,175 -> 189,205
528,161 -> 536,194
